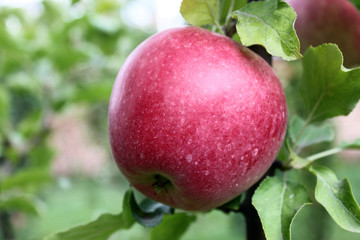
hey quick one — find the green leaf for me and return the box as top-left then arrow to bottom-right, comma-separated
28,142 -> 55,168
299,44 -> 360,122
72,0 -> 81,5
0,86 -> 10,132
45,189 -> 135,240
129,191 -> 174,227
309,166 -> 360,233
18,110 -> 43,138
339,138 -> 360,149
289,116 -> 334,149
276,142 -> 288,162
252,176 -> 312,240
9,85 -> 41,126
45,213 -> 128,240
0,194 -> 41,215
0,168 -> 52,192
349,0 -> 360,11
231,0 -> 301,60
149,213 -> 196,240
95,0 -> 121,13
71,81 -> 113,103
289,138 -> 360,169
180,0 -> 220,26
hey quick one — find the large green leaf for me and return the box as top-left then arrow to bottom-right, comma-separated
180,0 -> 220,26
309,166 -> 360,233
231,0 -> 301,60
149,213 -> 196,240
299,44 -> 360,122
252,176 -> 312,240
289,116 -> 334,149
45,189 -> 135,240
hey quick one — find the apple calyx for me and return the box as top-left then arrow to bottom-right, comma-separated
151,174 -> 172,194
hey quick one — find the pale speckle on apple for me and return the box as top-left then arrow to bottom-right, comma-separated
186,154 -> 192,163
252,148 -> 259,157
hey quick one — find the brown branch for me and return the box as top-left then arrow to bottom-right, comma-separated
0,211 -> 15,240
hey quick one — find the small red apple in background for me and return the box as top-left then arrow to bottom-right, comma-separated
285,0 -> 360,67
108,27 -> 287,211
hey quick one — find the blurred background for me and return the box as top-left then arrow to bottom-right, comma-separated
0,0 -> 359,240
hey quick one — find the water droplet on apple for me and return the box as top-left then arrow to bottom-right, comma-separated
252,148 -> 258,157
186,154 -> 192,163
205,170 -> 209,176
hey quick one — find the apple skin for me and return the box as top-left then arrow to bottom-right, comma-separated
285,0 -> 360,67
108,27 -> 287,211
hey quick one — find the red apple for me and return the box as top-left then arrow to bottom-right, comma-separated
108,27 -> 287,211
285,0 -> 360,67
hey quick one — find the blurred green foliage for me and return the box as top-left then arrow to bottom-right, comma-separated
0,0 -> 151,239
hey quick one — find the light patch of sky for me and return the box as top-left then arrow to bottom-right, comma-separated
0,0 -> 42,7
121,0 -> 185,31
154,0 -> 185,31
0,0 -> 185,32
0,0 -> 44,18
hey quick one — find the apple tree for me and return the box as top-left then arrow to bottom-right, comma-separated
45,0 -> 360,239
